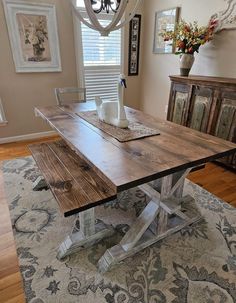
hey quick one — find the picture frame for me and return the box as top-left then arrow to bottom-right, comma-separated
0,98 -> 7,125
153,7 -> 180,54
128,14 -> 141,76
2,0 -> 62,73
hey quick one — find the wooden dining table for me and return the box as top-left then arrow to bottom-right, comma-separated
30,102 -> 236,273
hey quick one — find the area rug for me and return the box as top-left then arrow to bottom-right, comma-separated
1,157 -> 236,303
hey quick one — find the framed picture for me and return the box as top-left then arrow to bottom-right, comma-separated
0,98 -> 7,125
3,0 -> 62,73
153,7 -> 180,54
128,14 -> 141,76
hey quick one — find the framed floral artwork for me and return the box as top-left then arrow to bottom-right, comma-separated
2,0 -> 61,72
153,7 -> 180,54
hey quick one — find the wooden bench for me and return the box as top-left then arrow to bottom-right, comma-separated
29,140 -> 117,217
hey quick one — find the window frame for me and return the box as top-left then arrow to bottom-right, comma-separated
73,6 -> 125,102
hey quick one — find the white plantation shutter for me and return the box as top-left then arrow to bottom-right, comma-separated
83,66 -> 121,101
81,18 -> 122,101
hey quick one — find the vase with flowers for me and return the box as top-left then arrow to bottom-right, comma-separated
160,19 -> 218,76
24,16 -> 48,62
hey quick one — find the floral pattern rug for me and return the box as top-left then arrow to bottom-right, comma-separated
1,156 -> 236,303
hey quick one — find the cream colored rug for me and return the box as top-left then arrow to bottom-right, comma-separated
2,157 -> 236,303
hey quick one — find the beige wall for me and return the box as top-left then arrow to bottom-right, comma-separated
2,0 -> 235,139
140,0 -> 236,119
123,3 -> 144,110
0,1 -> 144,140
0,0 -> 77,139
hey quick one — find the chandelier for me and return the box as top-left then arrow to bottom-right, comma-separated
72,0 -> 142,36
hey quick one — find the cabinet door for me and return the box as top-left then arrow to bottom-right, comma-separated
167,83 -> 190,126
187,87 -> 213,133
214,91 -> 236,169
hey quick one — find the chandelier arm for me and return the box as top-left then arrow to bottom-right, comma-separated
84,0 -> 106,33
103,0 -> 129,33
107,0 -> 143,32
72,0 -> 143,36
71,0 -> 101,31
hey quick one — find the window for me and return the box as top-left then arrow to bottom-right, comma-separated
0,98 -> 7,125
81,20 -> 122,101
75,5 -> 123,102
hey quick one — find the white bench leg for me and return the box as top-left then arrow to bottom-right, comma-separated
57,208 -> 114,260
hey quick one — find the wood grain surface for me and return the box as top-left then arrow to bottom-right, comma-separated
169,75 -> 236,88
35,103 -> 236,192
29,140 -> 117,217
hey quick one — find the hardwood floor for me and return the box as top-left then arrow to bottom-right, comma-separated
0,137 -> 235,303
188,163 -> 236,207
0,135 -> 59,160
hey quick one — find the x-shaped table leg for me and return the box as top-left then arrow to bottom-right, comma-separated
98,169 -> 201,273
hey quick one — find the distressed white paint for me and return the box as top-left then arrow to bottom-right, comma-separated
98,169 -> 201,273
79,208 -> 95,237
57,211 -> 114,260
212,0 -> 236,32
57,169 -> 200,272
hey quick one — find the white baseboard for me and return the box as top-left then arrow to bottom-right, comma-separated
0,131 -> 57,144
0,121 -> 8,127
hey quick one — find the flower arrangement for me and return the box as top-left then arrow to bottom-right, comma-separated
24,16 -> 48,60
160,19 -> 218,54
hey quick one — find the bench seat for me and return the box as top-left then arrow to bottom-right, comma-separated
29,140 -> 117,217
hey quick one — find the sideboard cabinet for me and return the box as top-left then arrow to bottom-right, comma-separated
167,75 -> 236,169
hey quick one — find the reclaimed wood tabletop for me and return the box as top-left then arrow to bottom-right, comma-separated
34,102 -> 236,192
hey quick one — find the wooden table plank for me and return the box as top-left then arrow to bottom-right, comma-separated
35,103 -> 236,191
35,106 -> 154,191
61,103 -> 236,165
